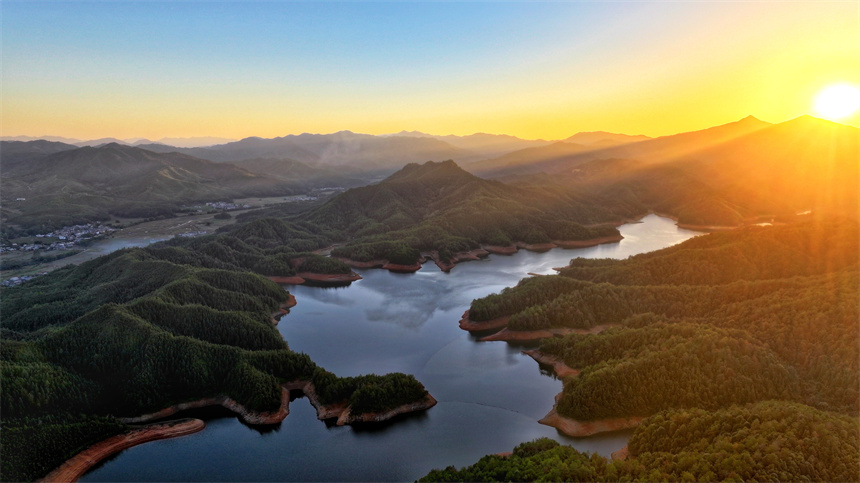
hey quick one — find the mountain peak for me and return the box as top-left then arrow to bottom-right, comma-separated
384,159 -> 476,185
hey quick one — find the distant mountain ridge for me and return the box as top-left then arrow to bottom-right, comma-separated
470,115 -> 773,177
547,115 -> 859,226
564,131 -> 651,146
385,130 -> 554,158
0,135 -> 237,148
0,144 -> 314,230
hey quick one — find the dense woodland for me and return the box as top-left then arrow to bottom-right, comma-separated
434,219 -> 860,481
470,221 -> 859,415
0,230 -> 426,481
544,323 -> 800,420
421,402 -> 859,482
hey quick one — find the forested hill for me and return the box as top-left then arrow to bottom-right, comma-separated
296,160 -> 625,264
557,219 -> 859,285
429,220 -> 860,482
0,226 -> 424,481
470,220 -> 859,415
421,402 -> 859,482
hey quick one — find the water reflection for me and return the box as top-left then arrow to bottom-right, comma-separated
80,215 -> 699,482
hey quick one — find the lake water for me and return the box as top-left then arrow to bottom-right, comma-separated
81,214 -> 699,482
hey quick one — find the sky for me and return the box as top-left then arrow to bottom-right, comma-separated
2,1 -> 858,141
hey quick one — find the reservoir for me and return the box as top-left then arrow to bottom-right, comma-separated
81,214 -> 699,482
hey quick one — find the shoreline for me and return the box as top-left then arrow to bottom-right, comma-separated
51,382 -> 437,481
459,307 -> 619,340
538,406 -> 644,437
270,295 -> 297,324
39,419 -> 205,483
119,387 -> 292,426
331,232 -> 626,275
458,310 -> 510,331
426,248 -> 490,272
284,381 -> 437,426
479,327 -> 573,342
336,394 -> 438,425
522,349 -> 580,378
611,445 -> 630,461
267,271 -> 363,286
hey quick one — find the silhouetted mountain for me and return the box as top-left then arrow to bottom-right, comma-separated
467,141 -> 595,175
480,116 -> 773,177
144,131 -> 476,171
564,131 -> 650,146
154,136 -> 237,148
548,116 -> 859,226
0,140 -> 79,167
74,138 -> 133,147
230,157 -> 367,188
0,135 -> 83,143
387,130 -> 552,158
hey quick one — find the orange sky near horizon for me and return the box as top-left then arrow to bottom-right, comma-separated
1,2 -> 858,141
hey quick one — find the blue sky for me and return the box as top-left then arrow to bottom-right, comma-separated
2,1 -> 858,139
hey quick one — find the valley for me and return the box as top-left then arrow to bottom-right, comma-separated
2,115 -> 858,483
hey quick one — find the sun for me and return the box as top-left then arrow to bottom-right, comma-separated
814,84 -> 860,120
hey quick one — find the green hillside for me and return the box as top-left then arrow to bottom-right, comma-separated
421,402 -> 859,482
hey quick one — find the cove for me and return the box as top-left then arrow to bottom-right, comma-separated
80,214 -> 700,482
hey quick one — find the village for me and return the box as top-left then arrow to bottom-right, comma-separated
0,222 -> 116,254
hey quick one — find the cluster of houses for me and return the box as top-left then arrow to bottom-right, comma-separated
1,273 -> 46,287
177,231 -> 208,238
203,201 -> 251,211
0,223 -> 115,254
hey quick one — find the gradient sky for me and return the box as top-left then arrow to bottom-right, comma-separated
2,1 -> 858,140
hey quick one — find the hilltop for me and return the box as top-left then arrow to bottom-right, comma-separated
295,160 -> 622,267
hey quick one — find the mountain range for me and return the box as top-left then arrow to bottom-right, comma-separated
489,115 -> 858,226
3,115 -> 856,232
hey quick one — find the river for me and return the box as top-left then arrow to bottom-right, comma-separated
81,214 -> 700,482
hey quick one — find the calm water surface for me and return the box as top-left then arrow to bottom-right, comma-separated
82,214 -> 699,482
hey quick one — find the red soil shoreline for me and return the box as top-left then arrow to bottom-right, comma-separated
283,380 -> 437,426
459,306 -> 620,340
382,262 -> 423,272
267,272 -> 363,286
427,249 -> 490,272
39,419 -> 205,483
538,407 -> 645,437
458,310 -> 510,331
480,327 -> 573,342
522,350 -> 580,378
47,381 -> 438,482
332,232 -> 625,275
270,295 -> 297,324
119,387 -> 291,426
611,445 -> 630,461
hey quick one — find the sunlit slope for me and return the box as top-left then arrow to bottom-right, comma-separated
516,116 -> 859,226
675,115 -> 860,220
471,116 -> 771,176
